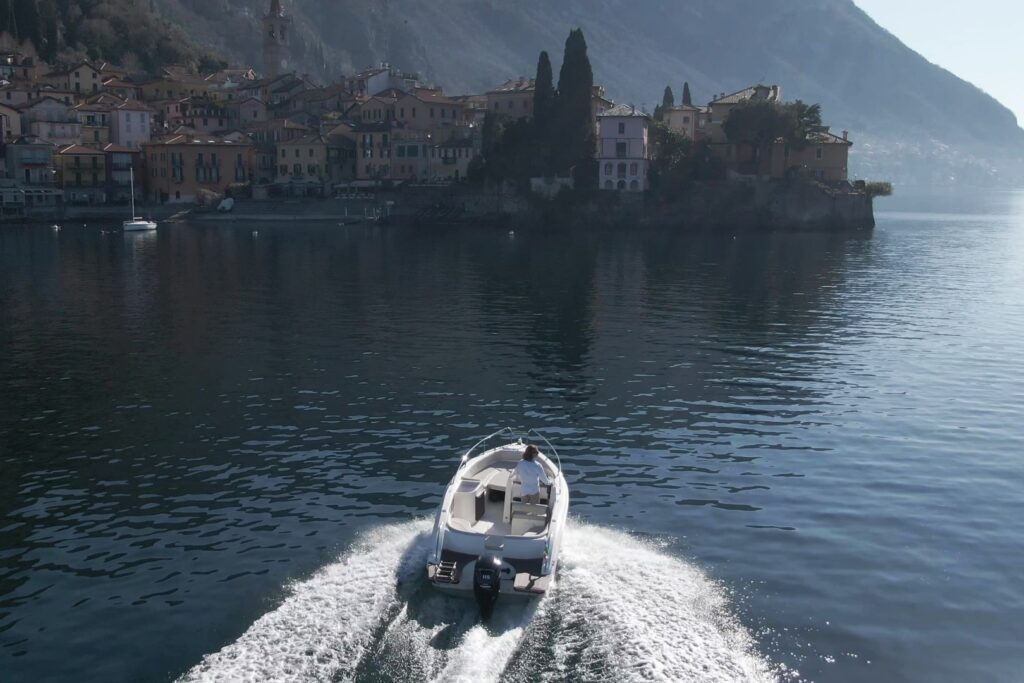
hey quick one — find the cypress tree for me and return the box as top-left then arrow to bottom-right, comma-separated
533,50 -> 554,127
37,0 -> 57,60
662,85 -> 675,109
533,50 -> 555,175
13,0 -> 41,46
682,81 -> 692,106
555,28 -> 595,186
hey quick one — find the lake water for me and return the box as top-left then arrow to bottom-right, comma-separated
2,192 -> 1023,682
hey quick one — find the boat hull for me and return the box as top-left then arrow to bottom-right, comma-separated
123,220 -> 157,231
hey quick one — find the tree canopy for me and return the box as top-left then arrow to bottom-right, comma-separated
722,98 -> 827,177
0,0 -> 223,72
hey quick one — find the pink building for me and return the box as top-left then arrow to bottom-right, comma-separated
597,104 -> 650,192
110,101 -> 154,149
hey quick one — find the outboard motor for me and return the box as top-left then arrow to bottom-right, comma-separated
473,554 -> 502,619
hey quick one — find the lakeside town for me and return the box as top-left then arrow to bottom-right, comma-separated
0,0 -> 872,224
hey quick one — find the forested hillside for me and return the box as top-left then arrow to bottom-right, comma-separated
0,0 -> 222,72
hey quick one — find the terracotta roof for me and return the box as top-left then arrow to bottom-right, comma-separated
115,100 -> 155,113
245,117 -> 309,130
711,84 -> 781,105
10,134 -> 53,145
347,121 -> 392,133
282,133 -> 328,145
15,96 -> 68,111
487,78 -> 534,94
806,130 -> 853,146
408,88 -> 459,105
204,68 -> 257,84
145,134 -> 251,146
102,78 -> 138,89
58,144 -> 102,155
370,87 -> 405,100
84,93 -> 127,106
351,66 -> 389,79
71,101 -> 115,112
598,104 -> 649,118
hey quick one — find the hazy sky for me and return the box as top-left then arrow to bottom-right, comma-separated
854,0 -> 1024,127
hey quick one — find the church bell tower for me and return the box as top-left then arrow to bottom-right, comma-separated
262,0 -> 292,79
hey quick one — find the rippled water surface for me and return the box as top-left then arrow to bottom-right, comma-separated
2,192 -> 1023,682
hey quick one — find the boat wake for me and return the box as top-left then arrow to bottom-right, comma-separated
180,521 -> 777,683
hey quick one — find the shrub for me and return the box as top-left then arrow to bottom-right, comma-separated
864,181 -> 893,198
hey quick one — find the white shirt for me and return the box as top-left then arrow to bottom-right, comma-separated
514,459 -> 551,496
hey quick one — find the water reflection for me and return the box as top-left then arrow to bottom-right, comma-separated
2,199 -> 1024,682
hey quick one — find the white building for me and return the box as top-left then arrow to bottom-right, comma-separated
597,104 -> 650,192
110,101 -> 154,149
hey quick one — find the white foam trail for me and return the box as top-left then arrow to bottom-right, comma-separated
179,519 -> 778,683
179,520 -> 431,683
429,602 -> 536,683
547,520 -> 778,682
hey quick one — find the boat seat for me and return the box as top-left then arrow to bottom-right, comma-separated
447,517 -> 475,532
452,479 -> 485,523
511,502 -> 547,516
481,469 -> 509,492
510,512 -> 547,536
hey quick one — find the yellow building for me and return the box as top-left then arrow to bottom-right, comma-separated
275,133 -> 330,194
770,130 -> 852,182
56,144 -> 106,204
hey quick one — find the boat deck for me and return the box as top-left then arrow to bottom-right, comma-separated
446,462 -> 550,537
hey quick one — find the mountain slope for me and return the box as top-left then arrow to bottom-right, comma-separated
157,0 -> 1024,184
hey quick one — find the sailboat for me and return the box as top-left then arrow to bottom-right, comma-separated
123,168 -> 157,231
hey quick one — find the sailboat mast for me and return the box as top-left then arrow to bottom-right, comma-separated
130,168 -> 136,217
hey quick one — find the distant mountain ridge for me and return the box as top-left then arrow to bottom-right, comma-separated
156,0 -> 1024,184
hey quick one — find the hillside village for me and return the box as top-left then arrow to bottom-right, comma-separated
0,0 -> 856,220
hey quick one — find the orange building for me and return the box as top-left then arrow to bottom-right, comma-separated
143,134 -> 253,203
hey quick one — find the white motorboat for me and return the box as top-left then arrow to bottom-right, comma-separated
426,427 -> 569,617
123,168 -> 156,231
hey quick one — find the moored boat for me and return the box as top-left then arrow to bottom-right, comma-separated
123,168 -> 156,231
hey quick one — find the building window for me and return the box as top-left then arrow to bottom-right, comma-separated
616,142 -> 627,159
604,180 -> 613,189
816,147 -> 823,160
293,163 -> 301,175
629,162 -> 637,176
617,122 -> 625,135
617,163 -> 626,179
616,180 -> 625,190
280,165 -> 287,175
630,179 -> 639,190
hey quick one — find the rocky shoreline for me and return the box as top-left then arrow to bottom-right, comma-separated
4,179 -> 876,231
